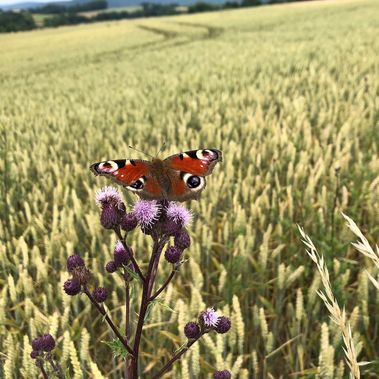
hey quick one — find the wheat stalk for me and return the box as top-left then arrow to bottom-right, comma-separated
298,225 -> 361,379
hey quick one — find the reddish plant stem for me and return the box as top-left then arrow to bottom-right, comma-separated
152,334 -> 203,379
84,288 -> 134,356
125,273 -> 131,379
149,269 -> 177,302
132,236 -> 168,378
46,354 -> 64,379
36,360 -> 49,379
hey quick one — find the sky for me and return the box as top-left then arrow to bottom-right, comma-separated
0,0 -> 70,4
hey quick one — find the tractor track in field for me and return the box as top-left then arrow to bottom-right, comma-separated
0,22 -> 225,81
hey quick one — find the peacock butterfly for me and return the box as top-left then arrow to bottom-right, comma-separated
90,149 -> 222,202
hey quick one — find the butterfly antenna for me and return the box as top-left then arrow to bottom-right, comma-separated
155,141 -> 166,158
128,145 -> 154,159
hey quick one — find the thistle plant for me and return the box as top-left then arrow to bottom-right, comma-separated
30,334 -> 63,379
32,186 -> 232,378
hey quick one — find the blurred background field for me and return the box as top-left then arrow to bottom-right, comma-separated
1,0 -> 379,377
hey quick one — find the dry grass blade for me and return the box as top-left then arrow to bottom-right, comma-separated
298,225 -> 361,379
342,213 -> 379,289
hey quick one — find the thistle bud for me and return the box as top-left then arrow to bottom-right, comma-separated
215,316 -> 231,334
30,350 -> 39,359
164,246 -> 182,264
92,287 -> 108,303
120,213 -> 138,232
174,229 -> 190,250
105,261 -> 117,273
41,334 -> 55,352
114,241 -> 130,267
184,322 -> 201,339
214,370 -> 231,379
63,278 -> 81,296
66,254 -> 85,272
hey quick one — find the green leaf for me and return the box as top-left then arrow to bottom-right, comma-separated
155,298 -> 176,313
125,266 -> 141,281
102,338 -> 130,358
144,299 -> 177,322
144,299 -> 160,322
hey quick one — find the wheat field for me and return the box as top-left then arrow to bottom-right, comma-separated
1,0 -> 379,377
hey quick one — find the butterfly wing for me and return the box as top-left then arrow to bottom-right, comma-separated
90,159 -> 164,199
164,149 -> 222,201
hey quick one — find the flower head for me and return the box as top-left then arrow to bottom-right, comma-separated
184,322 -> 201,339
63,278 -> 81,296
105,261 -> 117,273
41,334 -> 56,352
174,230 -> 191,250
100,203 -> 121,229
164,246 -> 182,264
200,308 -> 219,328
166,202 -> 192,227
32,334 -> 56,352
66,254 -> 85,272
132,200 -> 160,228
114,241 -> 130,266
32,336 -> 44,351
96,186 -> 123,207
92,287 -> 108,303
215,316 -> 231,334
214,370 -> 231,379
120,213 -> 138,232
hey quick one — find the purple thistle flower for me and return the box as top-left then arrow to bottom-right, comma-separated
166,202 -> 192,227
132,200 -> 160,228
96,186 -> 123,207
63,278 -> 81,296
105,261 -> 118,273
120,213 -> 138,232
92,287 -> 108,303
201,308 -> 219,328
66,254 -> 85,272
184,322 -> 201,339
215,316 -> 231,334
174,229 -> 191,250
100,203 -> 120,229
164,246 -> 182,264
214,370 -> 231,379
114,241 -> 129,266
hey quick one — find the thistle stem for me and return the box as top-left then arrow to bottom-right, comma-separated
125,273 -> 131,379
36,360 -> 49,379
132,236 -> 168,377
84,288 -> 134,356
46,354 -> 64,379
152,334 -> 203,379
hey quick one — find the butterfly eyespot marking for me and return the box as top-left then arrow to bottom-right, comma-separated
195,149 -> 218,160
127,177 -> 145,191
98,161 -> 118,173
182,173 -> 205,191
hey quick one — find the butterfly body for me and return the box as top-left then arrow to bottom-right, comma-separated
90,149 -> 222,202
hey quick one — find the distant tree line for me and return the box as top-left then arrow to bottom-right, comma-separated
30,0 -> 107,14
0,10 -> 36,32
0,0 -> 308,33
